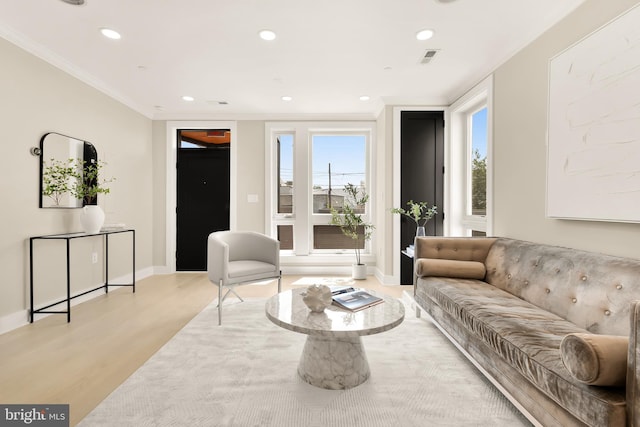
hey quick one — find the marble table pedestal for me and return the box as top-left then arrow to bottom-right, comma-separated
298,334 -> 370,390
265,287 -> 404,391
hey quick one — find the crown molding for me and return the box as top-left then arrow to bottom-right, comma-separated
0,24 -> 154,119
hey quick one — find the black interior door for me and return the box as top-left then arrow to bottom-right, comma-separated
176,133 -> 230,271
400,111 -> 444,284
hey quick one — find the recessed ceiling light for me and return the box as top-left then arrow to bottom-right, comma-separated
359,95 -> 370,101
60,0 -> 85,5
100,28 -> 121,40
281,96 -> 293,101
416,29 -> 435,41
182,96 -> 194,102
259,30 -> 277,41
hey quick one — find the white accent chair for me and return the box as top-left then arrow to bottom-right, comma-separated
207,231 -> 281,325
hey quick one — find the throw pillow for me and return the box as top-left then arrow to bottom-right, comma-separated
560,333 -> 628,387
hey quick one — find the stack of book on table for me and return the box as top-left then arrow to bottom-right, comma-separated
330,286 -> 384,311
404,244 -> 415,257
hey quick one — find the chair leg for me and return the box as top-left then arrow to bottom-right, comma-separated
277,274 -> 282,293
218,280 -> 222,326
228,288 -> 244,302
220,288 -> 243,303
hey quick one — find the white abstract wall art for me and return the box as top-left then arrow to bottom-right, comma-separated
547,4 -> 640,223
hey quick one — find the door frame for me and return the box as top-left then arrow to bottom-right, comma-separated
166,121 -> 237,273
392,107 -> 447,284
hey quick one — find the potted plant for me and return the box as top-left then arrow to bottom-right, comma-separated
42,158 -> 78,207
71,159 -> 114,205
391,200 -> 438,237
330,183 -> 375,280
71,159 -> 115,234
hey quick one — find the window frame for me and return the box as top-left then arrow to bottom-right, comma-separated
465,105 -> 488,221
265,121 -> 375,263
447,76 -> 493,237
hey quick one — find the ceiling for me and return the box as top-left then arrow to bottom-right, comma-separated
0,0 -> 585,120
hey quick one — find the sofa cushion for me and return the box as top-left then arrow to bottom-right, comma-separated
417,276 -> 627,426
560,333 -> 628,386
415,259 -> 486,279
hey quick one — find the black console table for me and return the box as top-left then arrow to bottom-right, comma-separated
29,229 -> 135,323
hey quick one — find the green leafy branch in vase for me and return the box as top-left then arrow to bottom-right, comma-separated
330,183 -> 375,266
71,159 -> 115,205
391,200 -> 438,227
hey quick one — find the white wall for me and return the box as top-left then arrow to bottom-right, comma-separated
0,36 -> 153,331
151,120 -> 167,268
492,0 -> 640,258
236,121 -> 268,232
375,107 -> 394,280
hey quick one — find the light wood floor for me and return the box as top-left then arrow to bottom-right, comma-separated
0,274 -> 407,426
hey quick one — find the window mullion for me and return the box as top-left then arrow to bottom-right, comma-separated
293,129 -> 310,255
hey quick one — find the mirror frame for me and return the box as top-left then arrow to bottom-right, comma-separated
38,132 -> 98,208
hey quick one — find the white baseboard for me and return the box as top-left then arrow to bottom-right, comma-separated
152,265 -> 172,275
0,310 -> 30,336
0,267 -> 155,336
375,269 -> 403,285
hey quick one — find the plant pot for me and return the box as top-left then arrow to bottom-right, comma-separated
352,263 -> 367,280
80,205 -> 105,234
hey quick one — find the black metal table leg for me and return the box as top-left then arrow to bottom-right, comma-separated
132,230 -> 136,293
105,233 -> 109,293
29,238 -> 34,323
66,239 -> 71,322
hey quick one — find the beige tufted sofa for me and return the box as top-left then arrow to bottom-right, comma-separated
413,237 -> 640,427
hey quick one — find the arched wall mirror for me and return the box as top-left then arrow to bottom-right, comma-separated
39,132 -> 98,208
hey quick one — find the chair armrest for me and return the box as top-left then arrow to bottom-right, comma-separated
248,232 -> 280,270
207,234 -> 229,285
628,300 -> 640,426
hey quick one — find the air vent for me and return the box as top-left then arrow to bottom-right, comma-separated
420,49 -> 440,64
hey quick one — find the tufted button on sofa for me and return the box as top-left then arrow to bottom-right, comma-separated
413,237 -> 640,427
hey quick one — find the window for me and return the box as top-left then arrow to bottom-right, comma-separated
311,134 -> 368,251
277,134 -> 294,214
276,133 -> 294,249
448,76 -> 492,236
469,107 -> 487,218
266,122 -> 374,260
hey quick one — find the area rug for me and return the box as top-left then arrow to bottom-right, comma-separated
79,297 -> 532,427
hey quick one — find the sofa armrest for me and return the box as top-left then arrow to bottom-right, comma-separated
628,301 -> 640,426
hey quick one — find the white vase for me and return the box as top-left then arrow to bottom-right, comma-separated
80,205 -> 105,234
416,226 -> 426,237
352,264 -> 367,280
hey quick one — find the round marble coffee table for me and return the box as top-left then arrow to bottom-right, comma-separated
265,287 -> 405,390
